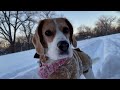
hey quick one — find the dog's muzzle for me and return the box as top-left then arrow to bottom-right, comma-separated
57,41 -> 69,53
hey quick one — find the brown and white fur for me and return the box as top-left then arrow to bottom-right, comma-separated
32,18 -> 95,79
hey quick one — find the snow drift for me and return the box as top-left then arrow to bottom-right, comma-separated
0,33 -> 120,79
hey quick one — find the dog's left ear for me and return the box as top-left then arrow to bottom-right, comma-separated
72,35 -> 77,48
64,18 -> 77,48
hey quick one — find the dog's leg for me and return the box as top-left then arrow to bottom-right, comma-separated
83,68 -> 95,79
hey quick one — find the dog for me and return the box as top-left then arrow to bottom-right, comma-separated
32,18 -> 95,79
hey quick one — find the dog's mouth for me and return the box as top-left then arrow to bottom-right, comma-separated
59,50 -> 69,55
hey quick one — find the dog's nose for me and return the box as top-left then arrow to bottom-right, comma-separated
57,41 -> 69,52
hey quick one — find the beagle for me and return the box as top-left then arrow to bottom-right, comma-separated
32,18 -> 95,79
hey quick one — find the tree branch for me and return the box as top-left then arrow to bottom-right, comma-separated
0,27 -> 10,37
0,32 -> 10,42
16,16 -> 30,30
2,11 -> 12,40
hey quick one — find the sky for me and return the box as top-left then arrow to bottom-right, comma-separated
56,11 -> 120,34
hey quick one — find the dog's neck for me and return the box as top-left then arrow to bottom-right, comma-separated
38,48 -> 48,63
38,54 -> 71,67
38,48 -> 73,66
38,57 -> 71,79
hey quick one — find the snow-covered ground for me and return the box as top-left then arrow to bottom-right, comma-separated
0,33 -> 120,79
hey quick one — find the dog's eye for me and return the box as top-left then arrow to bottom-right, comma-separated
63,27 -> 69,34
45,30 -> 53,36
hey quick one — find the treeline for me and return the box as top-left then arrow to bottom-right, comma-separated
0,35 -> 34,55
75,16 -> 120,40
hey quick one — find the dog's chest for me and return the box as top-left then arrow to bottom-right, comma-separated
48,58 -> 83,79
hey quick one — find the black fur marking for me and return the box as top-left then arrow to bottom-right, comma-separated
34,53 -> 40,58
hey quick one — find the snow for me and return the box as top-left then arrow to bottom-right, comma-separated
0,33 -> 120,79
0,50 -> 40,79
78,33 -> 120,79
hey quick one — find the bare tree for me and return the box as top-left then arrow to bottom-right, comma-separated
95,15 -> 116,35
77,25 -> 87,32
0,11 -> 32,53
77,25 -> 93,40
38,11 -> 56,19
77,25 -> 92,33
20,20 -> 35,49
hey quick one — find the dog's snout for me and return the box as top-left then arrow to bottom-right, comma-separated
57,41 -> 69,52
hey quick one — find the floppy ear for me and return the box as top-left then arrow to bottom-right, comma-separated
72,35 -> 77,48
64,18 -> 77,48
32,29 -> 44,56
32,20 -> 48,63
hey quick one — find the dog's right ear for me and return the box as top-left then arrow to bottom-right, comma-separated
64,18 -> 77,48
32,20 -> 45,56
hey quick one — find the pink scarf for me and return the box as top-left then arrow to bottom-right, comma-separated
38,58 -> 68,79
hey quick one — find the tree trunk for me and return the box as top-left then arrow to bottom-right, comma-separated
10,43 -> 15,53
27,42 -> 30,50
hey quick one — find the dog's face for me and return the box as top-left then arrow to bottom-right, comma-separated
32,18 -> 77,61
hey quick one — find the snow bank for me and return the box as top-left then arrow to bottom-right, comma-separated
78,33 -> 120,79
0,33 -> 120,79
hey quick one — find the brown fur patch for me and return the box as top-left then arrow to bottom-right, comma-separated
42,19 -> 56,43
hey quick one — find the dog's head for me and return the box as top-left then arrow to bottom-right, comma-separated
32,18 -> 77,61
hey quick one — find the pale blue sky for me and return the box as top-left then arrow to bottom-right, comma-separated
56,11 -> 120,33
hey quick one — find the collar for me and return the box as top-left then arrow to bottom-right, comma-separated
38,58 -> 70,79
